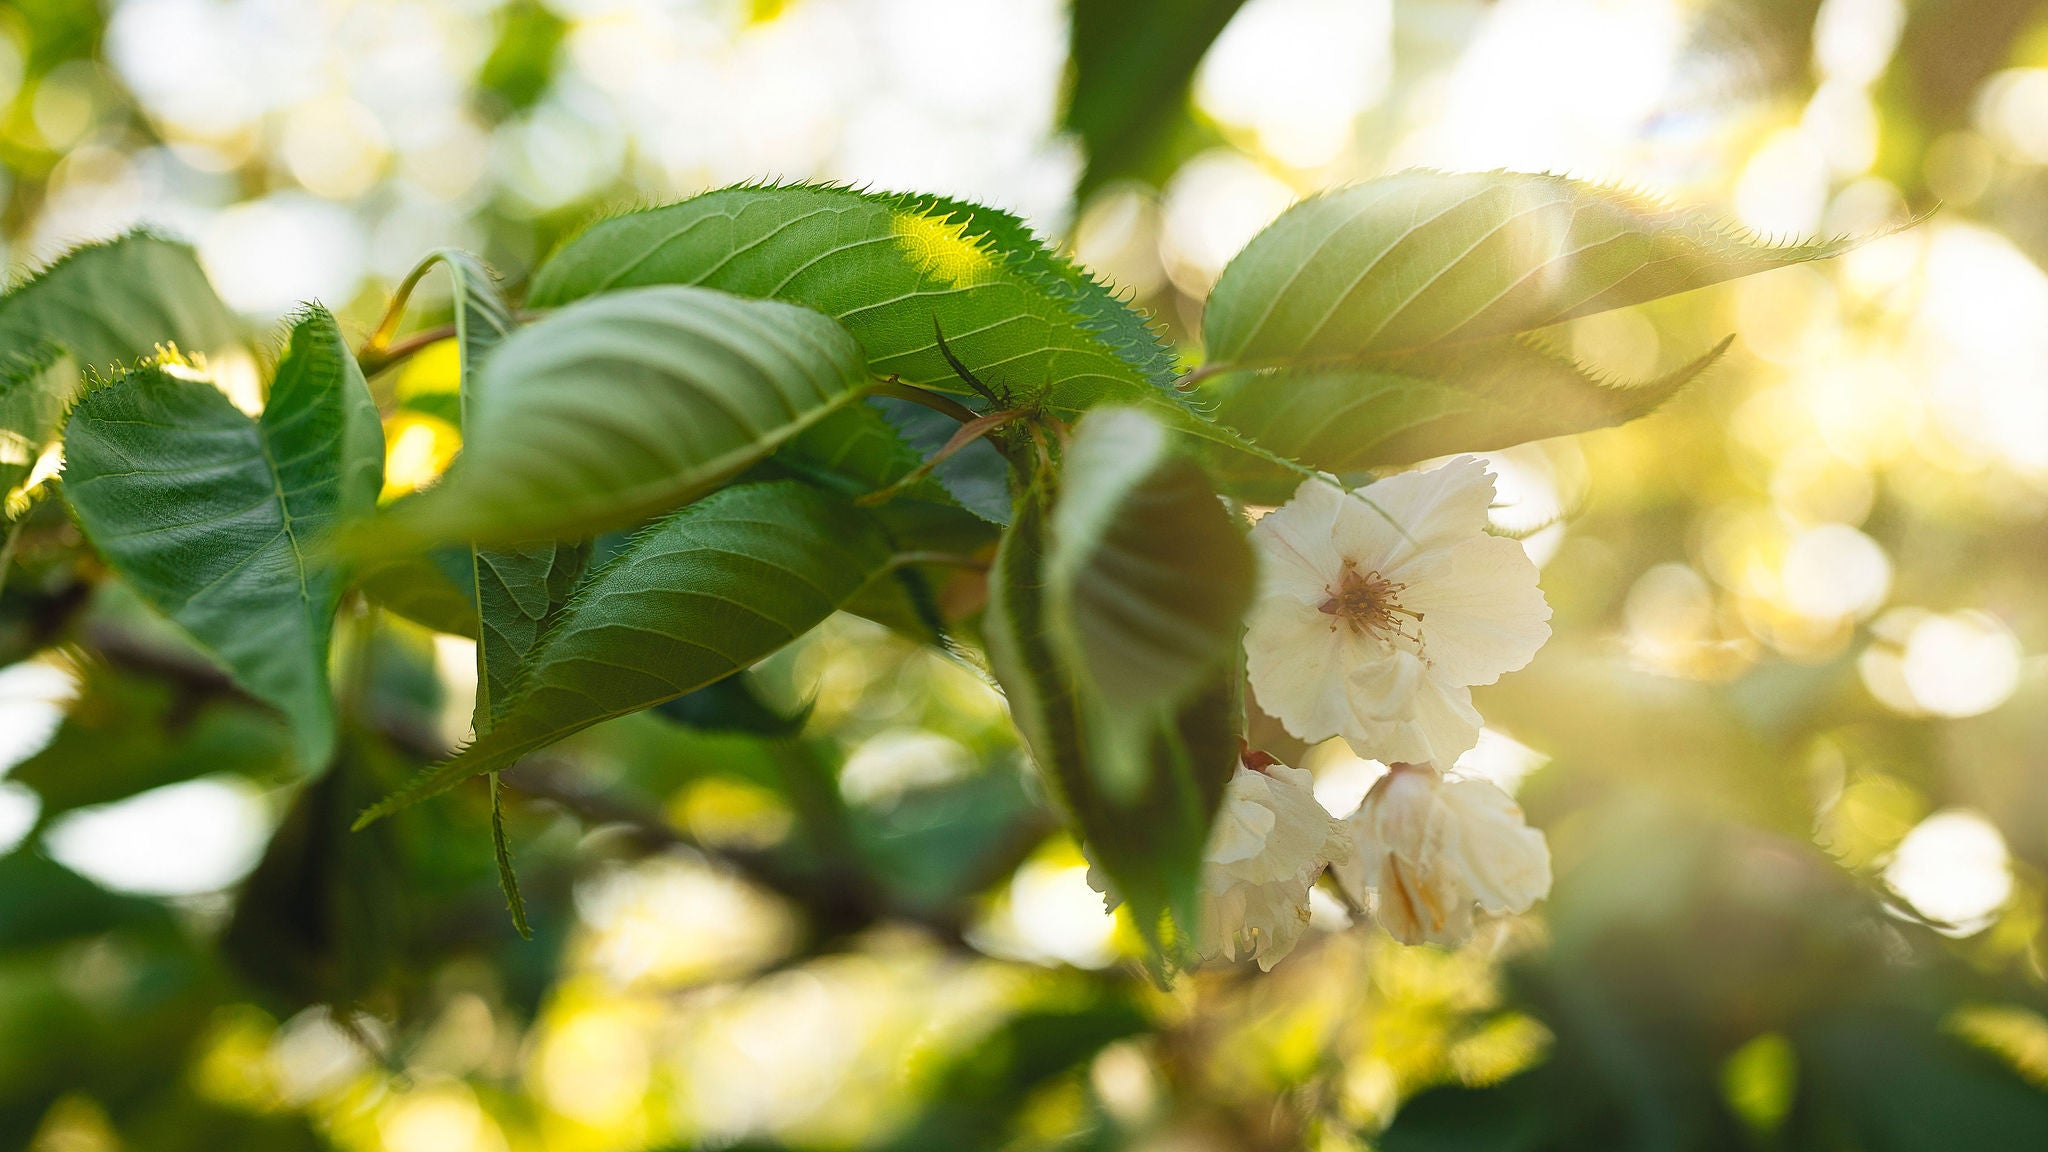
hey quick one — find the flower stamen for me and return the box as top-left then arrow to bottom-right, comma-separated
1319,558 -> 1424,645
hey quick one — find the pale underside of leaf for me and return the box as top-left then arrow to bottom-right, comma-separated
368,284 -> 871,548
984,481 -> 1235,956
1204,170 -> 1870,367
1046,407 -> 1255,716
1208,334 -> 1733,473
355,481 -> 892,826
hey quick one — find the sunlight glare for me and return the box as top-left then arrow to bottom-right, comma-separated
43,776 -> 271,896
1884,809 -> 2013,935
0,656 -> 76,772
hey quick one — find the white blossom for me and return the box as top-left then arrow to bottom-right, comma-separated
1087,753 -> 1347,971
1198,754 -> 1350,969
1245,457 -> 1551,765
1333,763 -> 1551,947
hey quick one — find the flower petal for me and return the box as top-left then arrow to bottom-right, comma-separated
1250,477 -> 1348,604
1439,777 -> 1552,914
1398,535 -> 1552,686
1245,594 -> 1366,745
1341,456 -> 1496,569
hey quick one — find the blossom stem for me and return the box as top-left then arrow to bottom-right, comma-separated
868,378 -> 982,424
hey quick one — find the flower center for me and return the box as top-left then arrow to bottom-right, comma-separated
1319,559 -> 1423,643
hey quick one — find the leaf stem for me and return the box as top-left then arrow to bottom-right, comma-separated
869,377 -> 982,424
357,322 -> 457,377
856,408 -> 1022,508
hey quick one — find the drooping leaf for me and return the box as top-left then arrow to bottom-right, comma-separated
0,233 -> 243,509
366,284 -> 871,548
1203,170 -> 1867,367
983,434 -> 1239,953
1207,334 -> 1732,473
525,183 -> 1178,410
356,481 -> 893,825
1064,0 -> 1250,197
404,248 -> 577,937
62,307 -> 383,769
1045,407 -> 1254,716
409,248 -> 515,392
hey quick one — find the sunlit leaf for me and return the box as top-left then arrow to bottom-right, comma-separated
62,307 -> 383,769
356,481 -> 893,824
1203,170 -> 1864,366
1207,334 -> 1732,473
0,233 -> 243,509
526,183 -> 1178,410
366,284 -> 870,548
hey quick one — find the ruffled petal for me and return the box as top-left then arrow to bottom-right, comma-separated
1439,777 -> 1552,914
1245,595 -> 1365,745
1397,535 -> 1552,686
1340,456 -> 1496,569
1334,671 -> 1480,765
1250,478 -> 1348,604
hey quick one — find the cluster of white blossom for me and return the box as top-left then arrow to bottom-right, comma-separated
1195,456 -> 1556,967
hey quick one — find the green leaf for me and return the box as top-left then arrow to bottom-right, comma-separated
367,284 -> 871,548
62,307 -> 383,769
473,542 -> 590,726
417,248 -> 515,395
1045,407 -> 1254,716
356,481 -> 893,825
358,550 -> 479,637
0,233 -> 243,509
1064,0 -> 1250,197
477,0 -> 567,114
1203,170 -> 1866,367
1207,334 -> 1732,473
983,426 -> 1240,953
407,247 -> 575,935
525,183 -> 1178,411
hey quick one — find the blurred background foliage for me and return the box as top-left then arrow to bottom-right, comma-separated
3,0 -> 2048,1149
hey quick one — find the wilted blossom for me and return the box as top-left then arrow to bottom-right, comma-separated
1333,762 -> 1551,946
1244,457 -> 1551,766
1196,751 -> 1350,969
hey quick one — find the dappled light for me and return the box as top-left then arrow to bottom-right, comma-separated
1,2 -> 2047,1150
